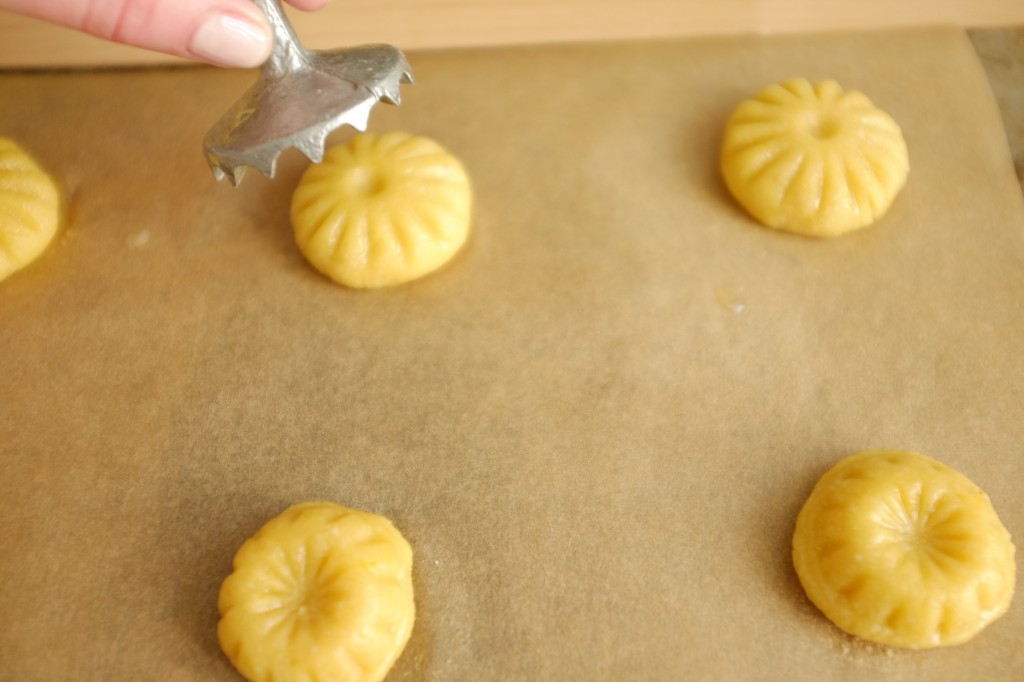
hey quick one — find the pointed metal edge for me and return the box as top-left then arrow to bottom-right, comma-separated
205,52 -> 413,186
228,166 -> 248,187
208,157 -> 249,186
374,59 -> 415,106
208,93 -> 377,185
256,154 -> 278,181
294,133 -> 328,164
339,95 -> 375,132
377,79 -> 403,105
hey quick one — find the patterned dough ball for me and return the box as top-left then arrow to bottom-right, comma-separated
218,503 -> 415,682
793,450 -> 1015,649
721,78 -> 909,237
291,132 -> 472,288
0,138 -> 61,282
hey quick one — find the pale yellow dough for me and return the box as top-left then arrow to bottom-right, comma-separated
291,132 -> 472,288
0,138 -> 61,282
793,450 -> 1016,649
218,503 -> 415,682
721,78 -> 909,237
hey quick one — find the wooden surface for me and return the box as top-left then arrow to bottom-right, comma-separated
1,0 -> 1023,69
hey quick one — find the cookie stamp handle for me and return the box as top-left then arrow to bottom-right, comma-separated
252,0 -> 310,76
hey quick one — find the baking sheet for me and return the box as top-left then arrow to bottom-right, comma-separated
1,27 -> 1023,681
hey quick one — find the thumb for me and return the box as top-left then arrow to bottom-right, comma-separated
4,0 -> 273,68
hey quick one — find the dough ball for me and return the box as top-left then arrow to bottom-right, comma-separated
0,138 -> 61,282
721,78 -> 908,237
793,450 -> 1015,648
218,502 -> 415,682
291,132 -> 472,288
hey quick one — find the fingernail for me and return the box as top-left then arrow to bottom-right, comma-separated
189,14 -> 271,68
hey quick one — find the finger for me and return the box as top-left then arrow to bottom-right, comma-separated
286,0 -> 330,10
3,0 -> 273,68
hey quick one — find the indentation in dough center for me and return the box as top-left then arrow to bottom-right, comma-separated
805,112 -> 841,140
344,165 -> 386,197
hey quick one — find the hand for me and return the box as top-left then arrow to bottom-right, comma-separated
0,0 -> 329,68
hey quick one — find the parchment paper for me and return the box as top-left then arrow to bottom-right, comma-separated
1,27 -> 1022,681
